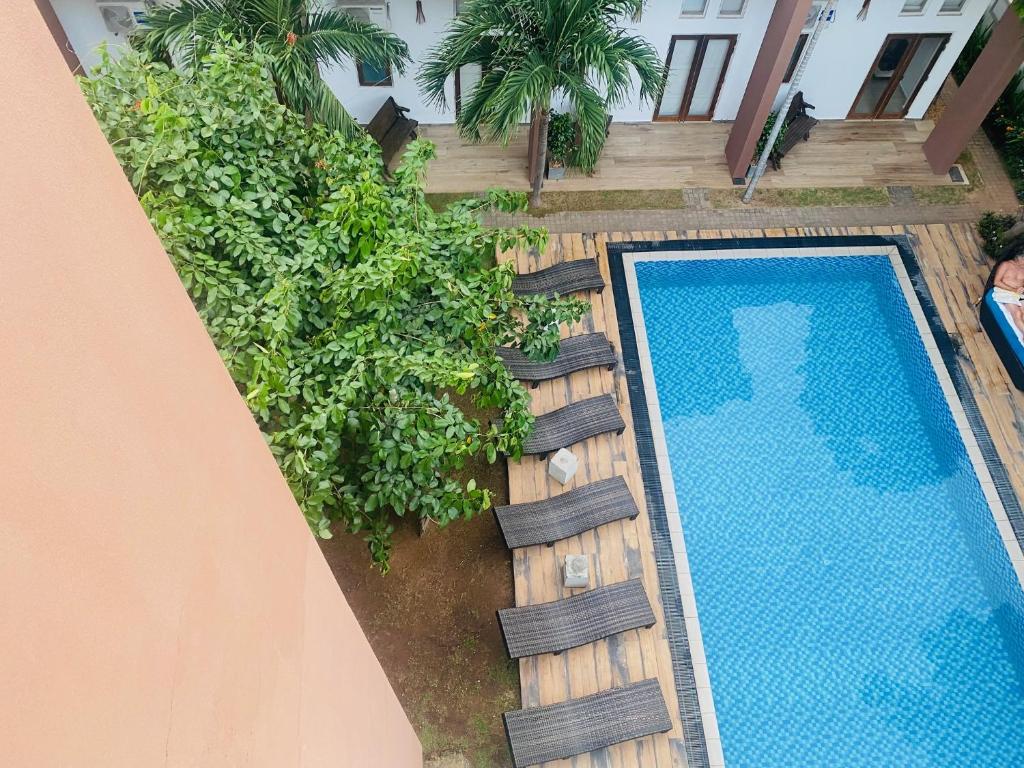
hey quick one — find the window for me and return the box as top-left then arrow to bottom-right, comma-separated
718,0 -> 746,16
680,0 -> 708,16
900,0 -> 928,13
784,34 -> 809,83
938,0 -> 966,12
337,2 -> 393,85
357,60 -> 392,86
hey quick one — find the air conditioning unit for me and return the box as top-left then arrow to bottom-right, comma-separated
334,0 -> 390,28
96,1 -> 152,36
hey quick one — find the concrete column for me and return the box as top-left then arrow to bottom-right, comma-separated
924,8 -> 1024,174
725,0 -> 814,182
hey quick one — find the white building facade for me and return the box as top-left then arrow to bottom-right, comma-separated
53,0 -> 990,124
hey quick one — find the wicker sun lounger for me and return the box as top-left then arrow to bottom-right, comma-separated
497,332 -> 617,388
494,475 -> 638,549
503,679 -> 672,768
521,394 -> 625,458
498,579 -> 655,659
512,258 -> 605,299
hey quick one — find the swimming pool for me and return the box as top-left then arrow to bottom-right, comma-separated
623,245 -> 1024,767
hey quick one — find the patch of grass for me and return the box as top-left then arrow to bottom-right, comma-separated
710,186 -> 890,209
911,185 -> 969,204
530,189 -> 685,215
909,149 -> 982,205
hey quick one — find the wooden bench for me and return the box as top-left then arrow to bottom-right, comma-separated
770,91 -> 818,171
366,97 -> 418,167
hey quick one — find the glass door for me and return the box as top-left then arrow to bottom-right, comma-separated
849,34 -> 949,119
654,35 -> 736,121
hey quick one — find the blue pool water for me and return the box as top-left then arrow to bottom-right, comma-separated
633,255 -> 1024,767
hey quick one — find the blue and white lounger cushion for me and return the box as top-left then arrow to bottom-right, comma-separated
980,287 -> 1024,391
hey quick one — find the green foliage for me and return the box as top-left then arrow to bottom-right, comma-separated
418,0 -> 664,173
978,211 -> 1018,259
756,111 -> 788,160
952,23 -> 988,84
136,0 -> 410,136
81,42 -> 586,570
546,112 -> 576,165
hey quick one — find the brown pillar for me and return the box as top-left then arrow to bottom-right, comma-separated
33,0 -> 82,74
725,0 -> 813,182
924,8 -> 1024,174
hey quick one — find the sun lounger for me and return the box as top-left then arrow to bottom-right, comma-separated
520,394 -> 624,458
366,97 -> 418,166
498,579 -> 655,659
494,475 -> 638,549
503,679 -> 672,768
512,258 -> 605,298
497,332 -> 617,388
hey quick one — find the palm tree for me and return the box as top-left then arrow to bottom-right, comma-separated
138,0 -> 410,136
419,0 -> 664,207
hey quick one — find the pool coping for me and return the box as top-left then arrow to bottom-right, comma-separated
606,234 -> 1024,768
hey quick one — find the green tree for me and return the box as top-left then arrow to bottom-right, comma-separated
137,0 -> 410,135
419,0 -> 665,207
81,42 -> 585,570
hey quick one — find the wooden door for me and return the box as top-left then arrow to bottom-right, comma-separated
849,34 -> 949,119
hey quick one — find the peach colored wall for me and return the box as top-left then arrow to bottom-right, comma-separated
0,5 -> 422,767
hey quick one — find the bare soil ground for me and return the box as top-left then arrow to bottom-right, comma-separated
318,454 -> 516,768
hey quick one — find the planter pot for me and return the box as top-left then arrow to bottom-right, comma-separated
546,163 -> 566,181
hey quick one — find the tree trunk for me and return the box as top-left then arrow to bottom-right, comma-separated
529,107 -> 550,209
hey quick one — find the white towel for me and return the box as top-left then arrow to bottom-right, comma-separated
992,286 -> 1024,305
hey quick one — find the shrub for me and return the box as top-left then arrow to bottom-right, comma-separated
978,211 -> 1018,259
547,112 -> 577,166
756,111 -> 788,161
81,42 -> 587,570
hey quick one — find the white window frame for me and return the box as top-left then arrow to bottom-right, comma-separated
680,0 -> 709,18
717,0 -> 747,18
937,0 -> 968,14
899,0 -> 930,16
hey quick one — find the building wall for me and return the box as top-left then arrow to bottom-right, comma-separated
51,0 -> 989,123
0,4 -> 422,767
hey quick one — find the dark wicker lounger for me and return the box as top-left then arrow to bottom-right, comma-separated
498,579 -> 655,659
497,332 -> 617,388
522,394 -> 625,458
512,258 -> 605,298
494,475 -> 638,549
503,679 -> 672,768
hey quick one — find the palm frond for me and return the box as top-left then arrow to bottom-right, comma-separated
137,0 -> 235,64
304,9 -> 411,74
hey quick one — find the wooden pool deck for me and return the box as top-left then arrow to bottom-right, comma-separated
423,119 -> 953,194
499,223 -> 1024,768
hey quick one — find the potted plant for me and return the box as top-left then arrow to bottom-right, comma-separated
545,112 -> 576,180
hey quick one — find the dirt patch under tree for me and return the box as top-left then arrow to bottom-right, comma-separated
319,452 -> 516,768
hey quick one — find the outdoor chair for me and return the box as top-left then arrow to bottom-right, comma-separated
497,579 -> 655,659
366,97 -> 418,167
512,258 -> 605,298
497,332 -> 617,388
517,394 -> 625,458
770,92 -> 818,171
503,679 -> 672,768
494,475 -> 639,549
